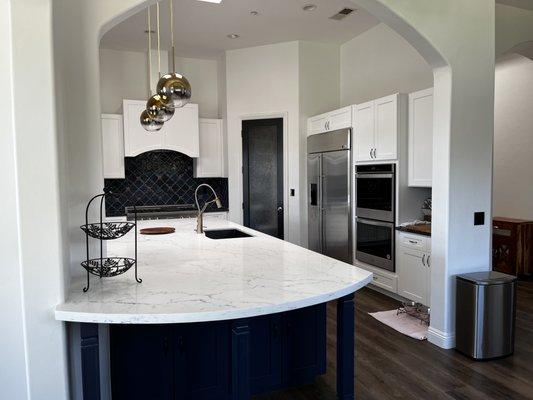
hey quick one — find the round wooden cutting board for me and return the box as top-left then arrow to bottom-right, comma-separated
140,227 -> 176,235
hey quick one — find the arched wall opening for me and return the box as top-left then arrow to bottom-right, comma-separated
53,1 -> 494,378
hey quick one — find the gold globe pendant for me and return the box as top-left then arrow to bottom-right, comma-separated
156,73 -> 192,109
146,94 -> 174,122
140,109 -> 163,132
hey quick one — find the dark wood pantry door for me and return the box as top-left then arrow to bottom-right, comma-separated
242,118 -> 284,239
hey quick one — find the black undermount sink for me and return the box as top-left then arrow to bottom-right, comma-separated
204,229 -> 252,239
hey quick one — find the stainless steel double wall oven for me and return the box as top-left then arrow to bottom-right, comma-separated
354,164 -> 396,272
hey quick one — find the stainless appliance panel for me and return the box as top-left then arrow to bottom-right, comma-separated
322,150 -> 351,263
356,218 -> 394,271
355,165 -> 395,223
307,153 -> 322,254
307,129 -> 351,154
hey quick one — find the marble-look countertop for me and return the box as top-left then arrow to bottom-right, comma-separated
55,219 -> 372,324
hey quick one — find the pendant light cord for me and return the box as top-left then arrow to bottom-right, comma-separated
147,7 -> 152,96
156,1 -> 161,78
170,0 -> 176,72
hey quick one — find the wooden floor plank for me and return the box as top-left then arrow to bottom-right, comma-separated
254,281 -> 533,400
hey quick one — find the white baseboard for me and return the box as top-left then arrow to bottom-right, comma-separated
427,326 -> 455,349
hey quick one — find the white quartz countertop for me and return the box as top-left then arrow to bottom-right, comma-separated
55,219 -> 372,324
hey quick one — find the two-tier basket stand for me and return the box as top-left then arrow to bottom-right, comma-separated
80,192 -> 142,292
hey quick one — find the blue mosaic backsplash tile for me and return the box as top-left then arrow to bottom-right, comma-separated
104,150 -> 228,217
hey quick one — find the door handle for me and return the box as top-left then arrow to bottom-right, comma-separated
422,254 -> 426,266
369,148 -> 373,159
277,206 -> 283,212
373,148 -> 377,158
427,255 -> 431,267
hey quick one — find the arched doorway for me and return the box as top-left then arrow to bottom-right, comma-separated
52,2 -> 494,396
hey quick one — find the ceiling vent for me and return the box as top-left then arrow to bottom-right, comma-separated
329,8 -> 356,21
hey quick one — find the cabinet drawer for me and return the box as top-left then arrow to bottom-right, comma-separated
399,233 -> 427,251
370,273 -> 398,292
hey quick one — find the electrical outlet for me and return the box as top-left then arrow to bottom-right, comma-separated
474,212 -> 485,226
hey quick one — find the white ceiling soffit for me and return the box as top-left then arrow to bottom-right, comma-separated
100,0 -> 379,59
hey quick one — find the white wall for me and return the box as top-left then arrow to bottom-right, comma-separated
1,0 -> 69,398
99,48 -> 218,118
340,23 -> 433,105
493,54 -> 533,219
358,0 -> 494,349
299,41 -> 340,245
225,41 -> 300,243
0,1 -> 30,398
175,56 -> 219,118
100,49 -> 150,114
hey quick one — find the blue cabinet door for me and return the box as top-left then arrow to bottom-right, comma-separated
110,324 -> 173,400
249,314 -> 283,394
284,303 -> 327,385
174,322 -> 230,400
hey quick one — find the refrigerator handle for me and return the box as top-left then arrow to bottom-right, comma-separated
318,154 -> 324,254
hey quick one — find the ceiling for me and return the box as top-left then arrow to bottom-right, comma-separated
100,0 -> 380,59
497,0 -> 533,11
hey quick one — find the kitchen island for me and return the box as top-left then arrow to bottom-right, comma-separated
56,218 -> 372,400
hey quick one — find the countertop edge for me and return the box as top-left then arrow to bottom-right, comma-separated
54,273 -> 373,324
395,226 -> 431,237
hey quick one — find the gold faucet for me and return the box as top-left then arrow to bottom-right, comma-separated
194,184 -> 222,234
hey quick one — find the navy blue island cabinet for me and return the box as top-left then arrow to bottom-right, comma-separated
76,294 -> 355,400
110,304 -> 325,400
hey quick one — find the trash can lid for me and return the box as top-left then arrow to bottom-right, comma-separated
456,271 -> 517,285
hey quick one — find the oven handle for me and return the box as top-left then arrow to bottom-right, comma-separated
356,217 -> 394,228
354,173 -> 395,179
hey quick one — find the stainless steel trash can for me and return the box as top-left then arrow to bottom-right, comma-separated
455,271 -> 517,360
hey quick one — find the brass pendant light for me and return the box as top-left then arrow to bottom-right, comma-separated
146,2 -> 174,123
156,0 -> 192,109
140,6 -> 164,132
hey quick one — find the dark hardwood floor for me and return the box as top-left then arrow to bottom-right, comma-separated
254,282 -> 533,400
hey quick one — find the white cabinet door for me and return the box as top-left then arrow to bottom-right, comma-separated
374,94 -> 398,161
123,100 -> 164,157
354,101 -> 375,162
101,114 -> 125,179
308,113 -> 329,136
328,106 -> 352,131
194,118 -> 224,178
398,248 -> 428,305
408,88 -> 433,187
163,103 -> 199,157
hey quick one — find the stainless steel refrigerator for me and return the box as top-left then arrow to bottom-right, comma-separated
307,128 -> 352,263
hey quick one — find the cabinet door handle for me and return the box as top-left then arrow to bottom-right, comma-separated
422,254 -> 426,266
373,148 -> 377,158
427,255 -> 431,267
369,148 -> 373,159
409,240 -> 418,244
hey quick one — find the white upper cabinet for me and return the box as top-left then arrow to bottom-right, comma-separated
308,114 -> 329,136
194,118 -> 225,178
408,88 -> 433,187
123,100 -> 199,157
307,106 -> 352,136
353,101 -> 375,162
354,93 -> 402,162
374,94 -> 398,161
101,114 -> 125,179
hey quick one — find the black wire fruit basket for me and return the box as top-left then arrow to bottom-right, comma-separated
80,191 -> 141,292
80,222 -> 135,240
